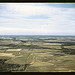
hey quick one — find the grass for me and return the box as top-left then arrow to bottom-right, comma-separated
0,36 -> 75,72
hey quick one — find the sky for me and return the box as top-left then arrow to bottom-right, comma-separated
0,3 -> 75,35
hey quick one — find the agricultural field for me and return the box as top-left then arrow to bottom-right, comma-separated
0,35 -> 75,72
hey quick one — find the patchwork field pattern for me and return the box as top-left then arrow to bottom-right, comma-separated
0,36 -> 75,72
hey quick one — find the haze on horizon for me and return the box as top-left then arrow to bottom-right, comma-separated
0,3 -> 75,35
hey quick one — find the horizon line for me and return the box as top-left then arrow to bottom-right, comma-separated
0,35 -> 75,36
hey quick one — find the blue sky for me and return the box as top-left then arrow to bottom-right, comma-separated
0,3 -> 75,35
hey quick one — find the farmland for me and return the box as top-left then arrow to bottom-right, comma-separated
0,35 -> 75,72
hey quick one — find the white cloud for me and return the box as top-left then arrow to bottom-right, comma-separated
7,3 -> 61,17
0,27 -> 51,35
0,3 -> 75,35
